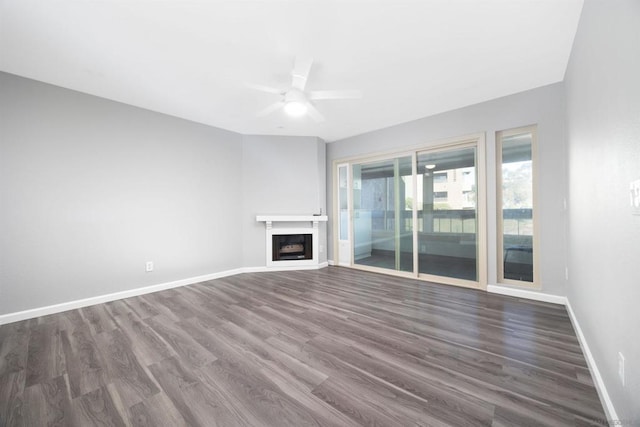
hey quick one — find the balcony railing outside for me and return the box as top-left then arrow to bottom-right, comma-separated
367,208 -> 532,235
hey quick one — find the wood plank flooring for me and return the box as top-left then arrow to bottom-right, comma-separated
0,267 -> 607,426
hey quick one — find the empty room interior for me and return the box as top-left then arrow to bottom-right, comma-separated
1,0 -> 639,425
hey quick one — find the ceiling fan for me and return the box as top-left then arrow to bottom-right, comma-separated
247,56 -> 362,122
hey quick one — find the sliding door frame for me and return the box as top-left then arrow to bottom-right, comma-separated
332,133 -> 487,290
416,138 -> 487,290
334,163 -> 352,267
344,149 -> 418,280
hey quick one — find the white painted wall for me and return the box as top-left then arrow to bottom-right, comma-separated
327,83 -> 567,296
241,135 -> 327,268
0,72 -> 244,315
564,0 -> 640,421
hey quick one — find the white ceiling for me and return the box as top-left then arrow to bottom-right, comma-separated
0,0 -> 583,142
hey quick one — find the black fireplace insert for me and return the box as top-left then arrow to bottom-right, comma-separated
272,234 -> 312,261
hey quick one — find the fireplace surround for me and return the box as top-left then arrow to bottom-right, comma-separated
256,215 -> 328,269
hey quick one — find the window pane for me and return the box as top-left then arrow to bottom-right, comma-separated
353,156 -> 413,272
417,147 -> 477,281
501,132 -> 534,282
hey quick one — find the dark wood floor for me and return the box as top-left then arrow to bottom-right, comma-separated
0,267 -> 607,426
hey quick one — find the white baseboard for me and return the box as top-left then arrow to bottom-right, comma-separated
243,262 -> 329,273
0,268 -> 244,325
565,300 -> 618,423
487,284 -> 567,305
327,259 -> 335,266
488,284 -> 618,420
0,264 -> 329,325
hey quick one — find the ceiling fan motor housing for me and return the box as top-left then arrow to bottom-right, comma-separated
284,89 -> 307,103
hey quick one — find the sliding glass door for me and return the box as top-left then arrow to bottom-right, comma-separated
352,156 -> 414,273
336,135 -> 485,288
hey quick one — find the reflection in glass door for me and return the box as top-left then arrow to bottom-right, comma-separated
352,156 -> 414,273
416,146 -> 478,281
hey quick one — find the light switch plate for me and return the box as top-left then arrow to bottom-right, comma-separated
631,179 -> 640,215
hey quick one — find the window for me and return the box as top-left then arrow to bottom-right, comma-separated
433,191 -> 448,200
497,126 -> 538,285
433,172 -> 448,183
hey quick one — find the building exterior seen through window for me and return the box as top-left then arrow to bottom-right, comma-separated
497,126 -> 537,285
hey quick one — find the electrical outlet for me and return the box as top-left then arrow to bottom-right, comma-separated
618,352 -> 625,386
319,244 -> 324,253
145,261 -> 154,272
565,267 -> 569,281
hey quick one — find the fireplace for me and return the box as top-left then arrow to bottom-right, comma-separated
272,234 -> 312,261
256,215 -> 328,270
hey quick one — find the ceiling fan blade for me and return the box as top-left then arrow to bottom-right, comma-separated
308,90 -> 363,100
257,102 -> 284,117
246,83 -> 282,95
291,56 -> 313,91
305,102 -> 325,123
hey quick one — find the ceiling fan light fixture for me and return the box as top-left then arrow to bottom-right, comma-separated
248,57 -> 355,122
283,100 -> 308,117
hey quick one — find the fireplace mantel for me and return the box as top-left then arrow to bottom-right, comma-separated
256,215 -> 328,224
256,215 -> 328,270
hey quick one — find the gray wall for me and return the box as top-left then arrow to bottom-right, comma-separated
0,73 -> 324,317
327,83 -> 567,296
241,135 -> 327,268
565,0 -> 640,420
0,72 -> 245,315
